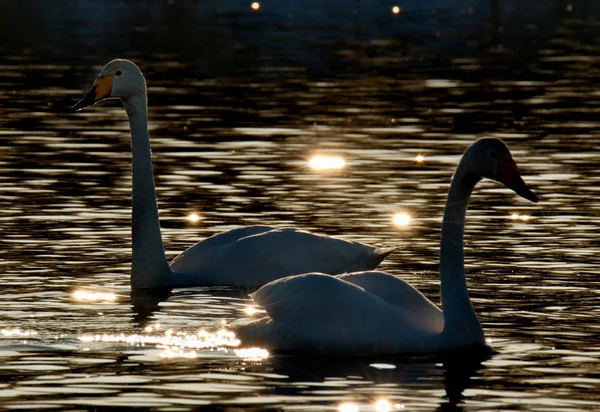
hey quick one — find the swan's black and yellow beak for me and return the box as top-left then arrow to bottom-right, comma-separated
73,74 -> 115,111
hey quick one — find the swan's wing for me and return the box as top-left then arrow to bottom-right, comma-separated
245,273 -> 435,354
171,225 -> 275,262
251,273 -> 370,324
170,227 -> 394,286
339,271 -> 443,332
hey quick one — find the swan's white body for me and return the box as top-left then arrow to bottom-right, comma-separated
237,272 -> 445,355
74,59 -> 395,289
235,138 -> 539,355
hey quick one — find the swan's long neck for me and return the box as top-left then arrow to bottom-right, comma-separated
439,160 -> 484,346
123,94 -> 173,289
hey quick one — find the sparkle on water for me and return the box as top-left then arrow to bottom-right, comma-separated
308,155 -> 346,171
369,363 -> 397,370
79,328 -> 242,358
338,403 -> 359,412
511,213 -> 530,222
187,212 -> 201,223
1,328 -> 37,338
243,306 -> 258,316
415,154 -> 425,163
375,399 -> 393,412
233,347 -> 270,361
393,212 -> 411,227
72,290 -> 117,302
144,323 -> 162,333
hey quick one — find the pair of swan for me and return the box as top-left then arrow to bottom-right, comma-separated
234,138 -> 538,355
73,59 -> 395,289
75,59 -> 539,356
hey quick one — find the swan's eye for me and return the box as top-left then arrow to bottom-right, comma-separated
489,151 -> 499,159
116,70 -> 122,76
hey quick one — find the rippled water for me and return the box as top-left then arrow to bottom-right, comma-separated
1,1 -> 599,410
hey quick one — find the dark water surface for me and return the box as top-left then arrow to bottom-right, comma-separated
1,0 -> 599,410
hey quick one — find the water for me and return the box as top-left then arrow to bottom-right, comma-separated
1,0 -> 600,410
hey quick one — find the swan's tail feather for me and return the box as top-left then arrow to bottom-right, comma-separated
373,246 -> 400,263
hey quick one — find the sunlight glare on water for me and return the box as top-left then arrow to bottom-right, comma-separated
393,212 -> 411,227
187,212 -> 201,223
375,399 -> 393,412
243,306 -> 258,316
510,213 -> 531,222
0,0 -> 599,410
308,155 -> 346,171
233,347 -> 270,361
72,290 -> 117,302
1,328 -> 37,338
339,403 -> 359,412
79,329 -> 241,355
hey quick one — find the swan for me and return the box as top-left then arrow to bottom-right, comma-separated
235,137 -> 539,355
73,59 -> 396,289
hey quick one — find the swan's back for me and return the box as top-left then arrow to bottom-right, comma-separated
235,273 -> 439,355
170,226 -> 394,287
340,271 -> 443,332
170,225 -> 273,261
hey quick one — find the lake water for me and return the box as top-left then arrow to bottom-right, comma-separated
0,0 -> 599,410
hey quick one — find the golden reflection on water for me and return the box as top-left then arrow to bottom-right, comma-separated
243,306 -> 258,316
144,324 -> 161,332
338,403 -> 359,412
160,348 -> 198,359
510,213 -> 530,222
233,347 -> 269,361
393,212 -> 411,227
79,329 -> 241,353
1,328 -> 37,338
369,363 -> 396,369
72,290 -> 116,303
414,154 -> 425,163
337,399 -> 400,412
187,212 -> 201,223
308,155 -> 345,171
375,399 -> 392,412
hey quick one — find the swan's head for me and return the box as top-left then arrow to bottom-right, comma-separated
73,59 -> 146,111
466,137 -> 538,203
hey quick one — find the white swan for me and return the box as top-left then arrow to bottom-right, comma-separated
73,59 -> 395,289
235,138 -> 539,355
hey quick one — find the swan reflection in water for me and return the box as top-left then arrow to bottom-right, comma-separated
130,287 -> 173,326
263,344 -> 492,412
